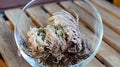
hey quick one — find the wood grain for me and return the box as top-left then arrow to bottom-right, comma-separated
87,58 -> 105,67
0,17 -> 31,67
91,0 -> 120,19
75,0 -> 120,35
5,9 -> 35,40
26,6 -> 50,27
103,25 -> 120,53
43,3 -> 65,15
95,5 -> 120,35
74,1 -> 120,53
96,41 -> 120,67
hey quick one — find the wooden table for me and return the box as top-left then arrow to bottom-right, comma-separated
0,0 -> 120,67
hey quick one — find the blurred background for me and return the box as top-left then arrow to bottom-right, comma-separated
0,0 -> 120,67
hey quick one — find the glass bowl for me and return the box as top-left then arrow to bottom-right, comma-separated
14,0 -> 103,67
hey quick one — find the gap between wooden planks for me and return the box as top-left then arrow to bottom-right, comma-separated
91,0 -> 120,19
4,3 -> 105,67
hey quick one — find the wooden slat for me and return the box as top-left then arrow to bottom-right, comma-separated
74,1 -> 120,53
43,3 -> 64,15
96,41 -> 120,67
96,5 -> 120,34
0,17 -> 14,30
59,1 -> 120,67
26,6 -> 50,27
0,59 -> 7,67
103,25 -> 120,53
87,58 -> 105,67
75,1 -> 120,35
91,0 -> 120,19
43,3 -> 105,67
0,17 -> 31,67
5,9 -> 35,40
